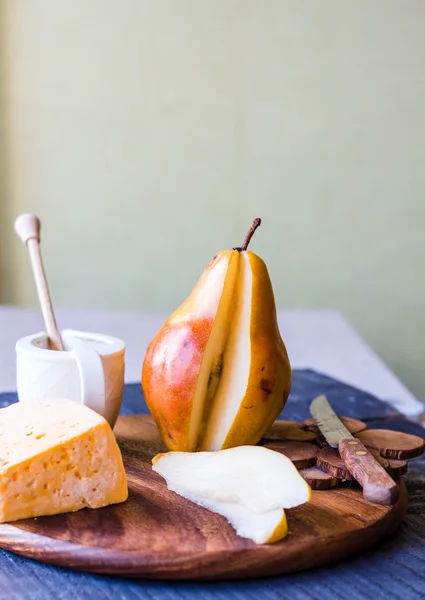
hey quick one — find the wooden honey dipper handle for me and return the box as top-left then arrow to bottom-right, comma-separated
14,214 -> 64,351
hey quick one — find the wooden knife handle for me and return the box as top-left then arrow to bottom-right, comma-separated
339,438 -> 399,505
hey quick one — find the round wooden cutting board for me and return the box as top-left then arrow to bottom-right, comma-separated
0,415 -> 407,580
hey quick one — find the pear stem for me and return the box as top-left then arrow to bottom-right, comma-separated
237,218 -> 262,252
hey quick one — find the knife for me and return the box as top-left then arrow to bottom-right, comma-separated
310,395 -> 399,505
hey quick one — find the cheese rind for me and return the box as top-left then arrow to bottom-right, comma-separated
0,398 -> 128,523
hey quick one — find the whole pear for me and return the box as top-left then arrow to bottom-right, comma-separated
142,219 -> 291,451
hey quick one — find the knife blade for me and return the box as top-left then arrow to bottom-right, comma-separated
310,395 -> 354,447
310,395 -> 399,506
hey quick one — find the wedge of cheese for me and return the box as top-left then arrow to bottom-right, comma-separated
0,398 -> 128,523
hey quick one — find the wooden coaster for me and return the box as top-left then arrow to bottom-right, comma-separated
299,467 -> 341,489
263,421 -> 318,443
265,417 -> 422,492
302,416 -> 367,435
316,447 -> 354,480
356,429 -> 425,459
263,441 -> 318,469
367,448 -> 390,470
386,459 -> 408,478
316,435 -> 330,448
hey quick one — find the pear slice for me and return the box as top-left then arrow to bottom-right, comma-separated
164,486 -> 288,544
152,445 -> 312,514
200,251 -> 291,451
187,252 -> 240,451
199,251 -> 252,451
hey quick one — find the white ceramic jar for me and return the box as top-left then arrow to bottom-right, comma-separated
15,329 -> 126,428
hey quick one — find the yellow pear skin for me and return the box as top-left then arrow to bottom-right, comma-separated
266,511 -> 289,544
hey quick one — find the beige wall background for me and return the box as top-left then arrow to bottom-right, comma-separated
0,1 -> 424,397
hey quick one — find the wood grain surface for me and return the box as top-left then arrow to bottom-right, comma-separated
316,447 -> 354,480
0,415 -> 408,580
339,438 -> 399,505
302,416 -> 368,435
298,467 -> 341,489
356,429 -> 425,459
368,449 -> 390,469
262,421 -> 318,443
386,459 -> 408,478
263,441 -> 318,469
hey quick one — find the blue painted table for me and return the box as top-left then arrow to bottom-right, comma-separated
0,369 -> 424,600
